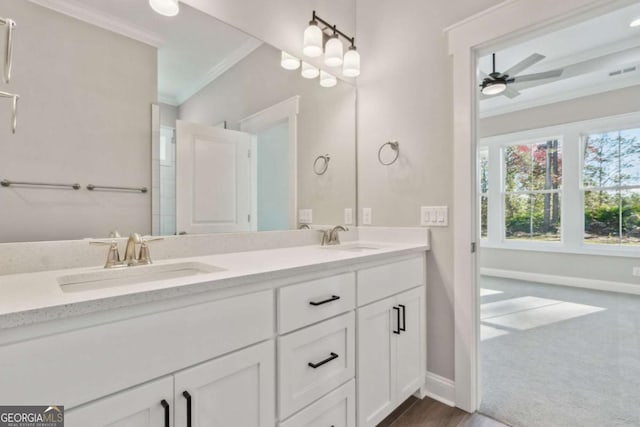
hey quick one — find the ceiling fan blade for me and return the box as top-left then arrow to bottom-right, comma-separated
503,86 -> 521,99
503,53 -> 545,77
511,69 -> 563,83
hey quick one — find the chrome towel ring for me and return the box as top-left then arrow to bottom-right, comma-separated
378,140 -> 399,165
314,154 -> 330,175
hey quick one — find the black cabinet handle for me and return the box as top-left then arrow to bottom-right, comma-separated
399,304 -> 406,332
309,295 -> 340,306
182,391 -> 192,427
393,306 -> 401,334
160,400 -> 170,427
308,352 -> 339,368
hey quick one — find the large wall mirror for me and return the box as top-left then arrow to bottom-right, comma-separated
0,0 -> 356,242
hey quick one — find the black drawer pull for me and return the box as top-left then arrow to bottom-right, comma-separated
309,295 -> 340,306
399,304 -> 406,332
308,352 -> 339,368
160,399 -> 170,427
182,391 -> 192,427
393,306 -> 401,334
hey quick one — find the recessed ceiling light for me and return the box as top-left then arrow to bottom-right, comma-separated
630,18 -> 640,27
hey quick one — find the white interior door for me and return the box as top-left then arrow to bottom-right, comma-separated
176,120 -> 253,234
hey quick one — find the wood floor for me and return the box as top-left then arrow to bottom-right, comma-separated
378,396 -> 510,427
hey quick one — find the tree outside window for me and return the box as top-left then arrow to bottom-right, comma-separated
583,128 -> 640,245
503,140 -> 562,241
479,148 -> 489,238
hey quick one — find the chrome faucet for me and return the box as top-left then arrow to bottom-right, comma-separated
326,225 -> 349,245
298,224 -> 311,229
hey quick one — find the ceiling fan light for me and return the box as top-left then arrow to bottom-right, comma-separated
301,62 -> 320,79
342,47 -> 360,77
481,81 -> 506,95
303,21 -> 323,58
324,36 -> 344,67
281,51 -> 300,70
630,18 -> 640,27
149,0 -> 179,16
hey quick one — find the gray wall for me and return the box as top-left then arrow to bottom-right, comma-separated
355,0 -> 504,380
160,103 -> 178,129
179,44 -> 357,226
0,1 -> 157,242
479,87 -> 640,286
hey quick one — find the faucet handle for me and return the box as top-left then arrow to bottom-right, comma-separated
90,240 -> 121,268
137,236 -> 164,265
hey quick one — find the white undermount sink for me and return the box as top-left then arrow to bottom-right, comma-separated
57,262 -> 224,293
322,243 -> 383,252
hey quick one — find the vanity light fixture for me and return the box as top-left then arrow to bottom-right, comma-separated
319,70 -> 337,88
301,62 -> 320,79
630,18 -> 640,27
149,0 -> 179,17
302,11 -> 359,77
280,51 -> 300,70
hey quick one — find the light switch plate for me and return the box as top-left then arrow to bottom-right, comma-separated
420,206 -> 448,227
362,208 -> 372,225
344,208 -> 353,225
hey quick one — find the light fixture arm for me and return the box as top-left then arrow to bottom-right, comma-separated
311,10 -> 356,48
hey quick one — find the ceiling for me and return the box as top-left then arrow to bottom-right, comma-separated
30,0 -> 262,105
478,1 -> 640,117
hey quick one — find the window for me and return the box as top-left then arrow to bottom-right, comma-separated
479,148 -> 489,238
503,140 -> 562,241
582,128 -> 640,245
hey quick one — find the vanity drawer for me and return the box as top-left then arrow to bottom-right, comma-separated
357,254 -> 426,306
0,289 -> 274,409
278,272 -> 355,333
279,379 -> 356,427
278,312 -> 355,419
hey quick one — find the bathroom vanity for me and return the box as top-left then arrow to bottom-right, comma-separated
0,236 -> 428,427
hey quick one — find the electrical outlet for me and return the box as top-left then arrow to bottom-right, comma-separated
298,209 -> 313,224
362,208 -> 372,225
633,267 -> 640,277
344,208 -> 353,225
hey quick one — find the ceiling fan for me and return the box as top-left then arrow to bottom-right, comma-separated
480,53 -> 564,98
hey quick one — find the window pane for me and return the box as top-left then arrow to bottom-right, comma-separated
619,128 -> 640,186
584,190 -> 620,244
505,194 -> 532,239
621,190 -> 640,245
505,140 -> 561,192
480,195 -> 488,238
530,141 -> 562,191
531,193 -> 561,241
479,148 -> 489,193
583,133 -> 620,188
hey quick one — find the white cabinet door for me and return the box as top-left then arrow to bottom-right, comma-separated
356,286 -> 426,427
65,377 -> 173,427
176,120 -> 253,234
174,340 -> 275,427
395,286 -> 426,402
356,297 -> 397,427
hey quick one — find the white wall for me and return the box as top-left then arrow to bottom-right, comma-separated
178,44 -> 357,226
0,0 -> 157,242
356,0 -> 504,380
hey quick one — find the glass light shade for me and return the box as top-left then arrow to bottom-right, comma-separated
342,48 -> 360,77
280,51 -> 300,70
301,62 -> 320,79
481,81 -> 506,95
319,70 -> 337,88
631,18 -> 640,27
149,0 -> 179,16
303,22 -> 323,57
324,36 -> 344,67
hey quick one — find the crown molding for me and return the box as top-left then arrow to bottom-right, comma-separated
175,38 -> 263,105
28,0 -> 164,47
158,94 -> 179,106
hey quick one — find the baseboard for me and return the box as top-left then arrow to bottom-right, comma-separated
415,372 -> 455,407
481,267 -> 640,296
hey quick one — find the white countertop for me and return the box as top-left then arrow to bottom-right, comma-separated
0,241 -> 429,329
